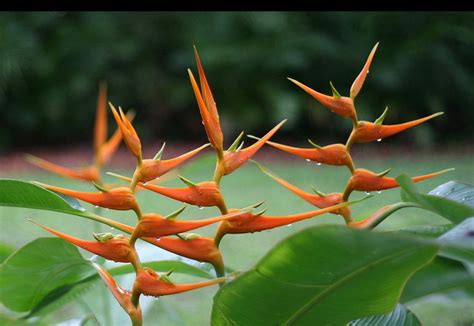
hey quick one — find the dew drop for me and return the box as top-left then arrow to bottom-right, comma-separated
367,70 -> 370,74
202,121 -> 205,125
154,177 -> 160,181
365,191 -> 372,195
316,162 -> 322,166
377,191 -> 382,194
305,159 -> 311,162
110,227 -> 115,230
105,208 -> 109,211
198,206 -> 204,210
94,205 -> 99,208
200,262 -> 205,266
287,224 -> 292,227
377,138 -> 382,142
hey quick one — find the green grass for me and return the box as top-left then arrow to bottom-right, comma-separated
1,152 -> 473,325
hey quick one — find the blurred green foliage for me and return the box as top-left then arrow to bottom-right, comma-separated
1,12 -> 473,151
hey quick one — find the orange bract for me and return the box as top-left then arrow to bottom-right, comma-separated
37,182 -> 140,214
215,201 -> 353,246
133,143 -> 210,184
188,48 -> 224,154
133,268 -> 228,297
132,210 -> 250,240
222,120 -> 286,175
92,263 -> 142,325
345,168 -> 452,197
348,112 -> 444,145
350,43 -> 379,99
32,221 -> 138,265
288,78 -> 356,120
110,103 -> 142,162
260,140 -> 353,171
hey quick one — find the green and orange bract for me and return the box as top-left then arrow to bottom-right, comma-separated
23,43 -> 450,326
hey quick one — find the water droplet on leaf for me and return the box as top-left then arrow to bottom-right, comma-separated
377,138 -> 382,142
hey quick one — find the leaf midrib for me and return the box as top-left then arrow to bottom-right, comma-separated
283,246 -> 420,325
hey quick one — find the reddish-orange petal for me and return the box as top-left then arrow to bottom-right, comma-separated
216,201 -> 352,244
32,221 -> 137,264
135,143 -> 210,183
92,263 -> 142,325
350,43 -> 379,99
150,236 -> 224,274
133,210 -> 249,239
133,268 -> 228,297
346,168 -> 452,193
222,120 -> 286,175
25,155 -> 100,182
288,78 -> 356,119
99,111 -> 136,166
349,112 -> 444,144
110,103 -> 142,161
263,140 -> 353,169
188,69 -> 224,152
37,183 -> 139,212
94,82 -> 108,157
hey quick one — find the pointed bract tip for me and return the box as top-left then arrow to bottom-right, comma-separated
106,172 -> 132,182
329,81 -> 341,98
307,138 -> 322,149
153,142 -> 166,160
165,206 -> 187,220
92,182 -> 109,193
374,106 -> 389,125
179,175 -> 197,187
247,135 -> 260,141
376,168 -> 391,177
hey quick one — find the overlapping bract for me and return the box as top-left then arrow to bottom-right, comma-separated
27,44 -> 450,325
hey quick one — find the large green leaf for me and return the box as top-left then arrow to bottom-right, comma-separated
437,218 -> 474,269
0,242 -> 15,263
397,176 -> 474,224
429,181 -> 474,208
397,224 -> 454,238
212,225 -> 438,325
349,304 -> 421,326
401,257 -> 474,303
0,179 -> 87,215
0,238 -> 94,312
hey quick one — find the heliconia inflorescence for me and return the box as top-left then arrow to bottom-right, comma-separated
27,43 -> 450,325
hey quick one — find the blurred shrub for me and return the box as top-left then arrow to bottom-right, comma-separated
1,12 -> 473,151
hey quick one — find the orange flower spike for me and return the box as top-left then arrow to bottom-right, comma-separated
252,137 -> 354,171
131,208 -> 250,242
253,161 -> 352,221
133,268 -> 229,297
92,263 -> 142,326
288,78 -> 356,121
133,143 -> 210,184
31,221 -> 140,267
25,155 -> 100,182
347,109 -> 444,145
188,47 -> 224,154
222,120 -> 286,176
215,200 -> 356,246
344,168 -> 454,199
35,182 -> 141,215
350,43 -> 379,99
109,103 -> 142,163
